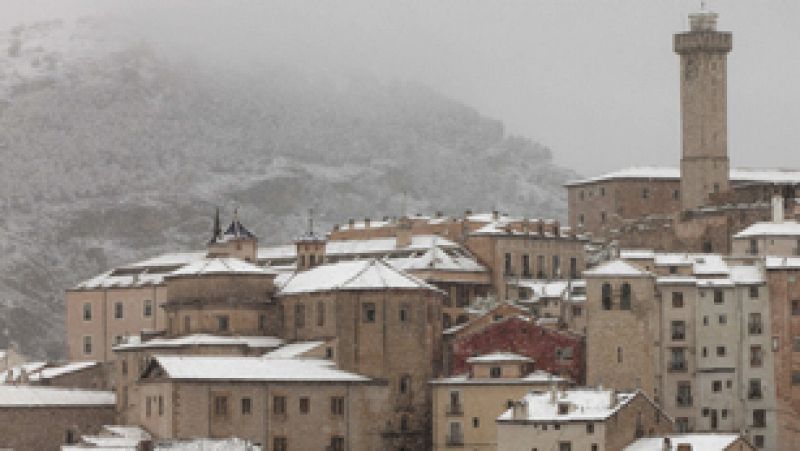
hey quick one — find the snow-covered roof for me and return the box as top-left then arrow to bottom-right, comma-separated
766,256 -> 800,269
567,166 -> 800,186
467,352 -> 533,364
0,361 -> 47,383
113,334 -> 283,351
0,386 -> 114,406
515,280 -> 570,298
169,257 -> 272,277
584,260 -> 652,277
72,270 -> 169,290
261,341 -> 325,359
431,370 -> 567,385
497,388 -> 639,422
279,259 -> 441,295
734,221 -> 800,238
388,246 -> 486,273
127,252 -> 207,269
150,356 -> 370,382
624,434 -> 743,451
30,361 -> 99,381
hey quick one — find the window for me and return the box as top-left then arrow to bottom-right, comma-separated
448,421 -> 464,446
793,371 -> 800,385
183,316 -> 191,333
146,397 -> 151,417
754,435 -> 765,449
241,397 -> 251,415
537,255 -> 546,278
114,302 -> 123,319
714,290 -> 724,304
158,395 -> 164,416
490,367 -> 501,378
677,382 -> 692,407
65,429 -> 76,445
601,283 -> 612,310
552,255 -> 560,278
671,321 -> 686,341
362,302 -> 376,323
600,187 -> 605,196
675,417 -> 689,432
642,188 -> 649,199
592,445 -> 598,451
121,359 -> 128,375
558,403 -> 569,414
217,315 -> 229,332
400,375 -> 411,394
83,336 -> 92,355
330,436 -> 344,451
331,396 -> 345,415
753,409 -> 766,428
214,395 -> 228,416
601,211 -> 607,223
273,396 -> 286,415
580,190 -> 585,201
578,214 -> 585,227
273,437 -> 287,451
712,380 -> 722,392
259,314 -> 267,331
399,303 -> 410,323
143,300 -> 153,318
718,314 -> 727,325
749,286 -> 759,298
522,254 -> 531,277
620,283 -> 632,310
672,292 -> 684,308
749,379 -> 763,400
570,257 -> 578,279
749,313 -> 762,335
572,306 -> 582,317
673,189 -> 680,200
586,423 -> 594,434
670,348 -> 686,371
504,253 -> 513,276
716,346 -> 726,357
472,417 -> 479,428
299,397 -> 310,414
559,442 -> 572,451
749,239 -> 758,255
702,347 -> 708,357
721,409 -> 728,418
316,301 -> 325,327
703,315 -> 709,326
793,336 -> 800,352
669,265 -> 678,275
295,303 -> 305,328
751,346 -> 763,367
617,347 -> 623,363
83,303 -> 92,321
325,347 -> 334,359
557,346 -> 574,361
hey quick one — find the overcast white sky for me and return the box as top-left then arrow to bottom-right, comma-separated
4,0 -> 800,176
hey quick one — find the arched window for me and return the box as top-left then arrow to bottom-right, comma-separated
620,283 -> 632,310
601,283 -> 612,310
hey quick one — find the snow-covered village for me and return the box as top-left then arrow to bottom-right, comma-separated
0,1 -> 798,450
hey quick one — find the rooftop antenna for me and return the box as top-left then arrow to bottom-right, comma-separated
307,208 -> 314,236
401,190 -> 407,218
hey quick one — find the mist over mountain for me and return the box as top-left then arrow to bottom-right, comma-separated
0,18 -> 577,358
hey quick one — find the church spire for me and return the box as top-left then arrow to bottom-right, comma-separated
212,207 -> 221,240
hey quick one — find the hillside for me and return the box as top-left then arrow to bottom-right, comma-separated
0,19 -> 577,358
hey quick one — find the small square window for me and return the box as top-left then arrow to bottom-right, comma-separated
490,367 -> 501,378
718,314 -> 727,325
472,417 -> 479,428
671,292 -> 684,308
299,397 -> 310,414
716,346 -> 726,357
114,302 -> 124,319
749,286 -> 759,299
241,397 -> 251,415
792,300 -> 800,315
712,380 -> 722,392
714,290 -> 724,304
143,300 -> 153,318
217,315 -> 229,332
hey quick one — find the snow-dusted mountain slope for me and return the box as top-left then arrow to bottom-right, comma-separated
0,19 -> 577,358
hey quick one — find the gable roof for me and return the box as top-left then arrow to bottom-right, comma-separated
584,260 -> 652,278
624,434 -> 747,451
168,257 -> 273,277
734,221 -> 800,238
497,389 -> 654,422
566,166 -> 800,186
278,259 -> 442,295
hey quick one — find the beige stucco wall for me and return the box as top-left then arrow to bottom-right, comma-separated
0,405 -> 114,451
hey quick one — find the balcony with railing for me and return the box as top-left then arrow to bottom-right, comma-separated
668,360 -> 688,372
676,394 -> 693,407
446,432 -> 464,447
446,403 -> 463,416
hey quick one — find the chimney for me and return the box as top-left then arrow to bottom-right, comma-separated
512,399 -> 528,420
553,220 -> 561,236
772,194 -> 784,223
537,220 -> 544,235
464,209 -> 473,217
549,384 -> 558,404
396,216 -> 412,248
364,217 -> 371,228
382,216 -> 389,222
435,210 -> 443,218
492,210 -> 500,220
348,218 -> 355,228
662,437 -> 672,451
333,224 -> 340,231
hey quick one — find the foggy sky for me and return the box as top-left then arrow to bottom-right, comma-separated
5,0 -> 800,177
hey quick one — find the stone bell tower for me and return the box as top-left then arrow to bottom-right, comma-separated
675,6 -> 732,211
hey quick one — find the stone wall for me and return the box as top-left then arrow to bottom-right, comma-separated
0,405 -> 114,450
